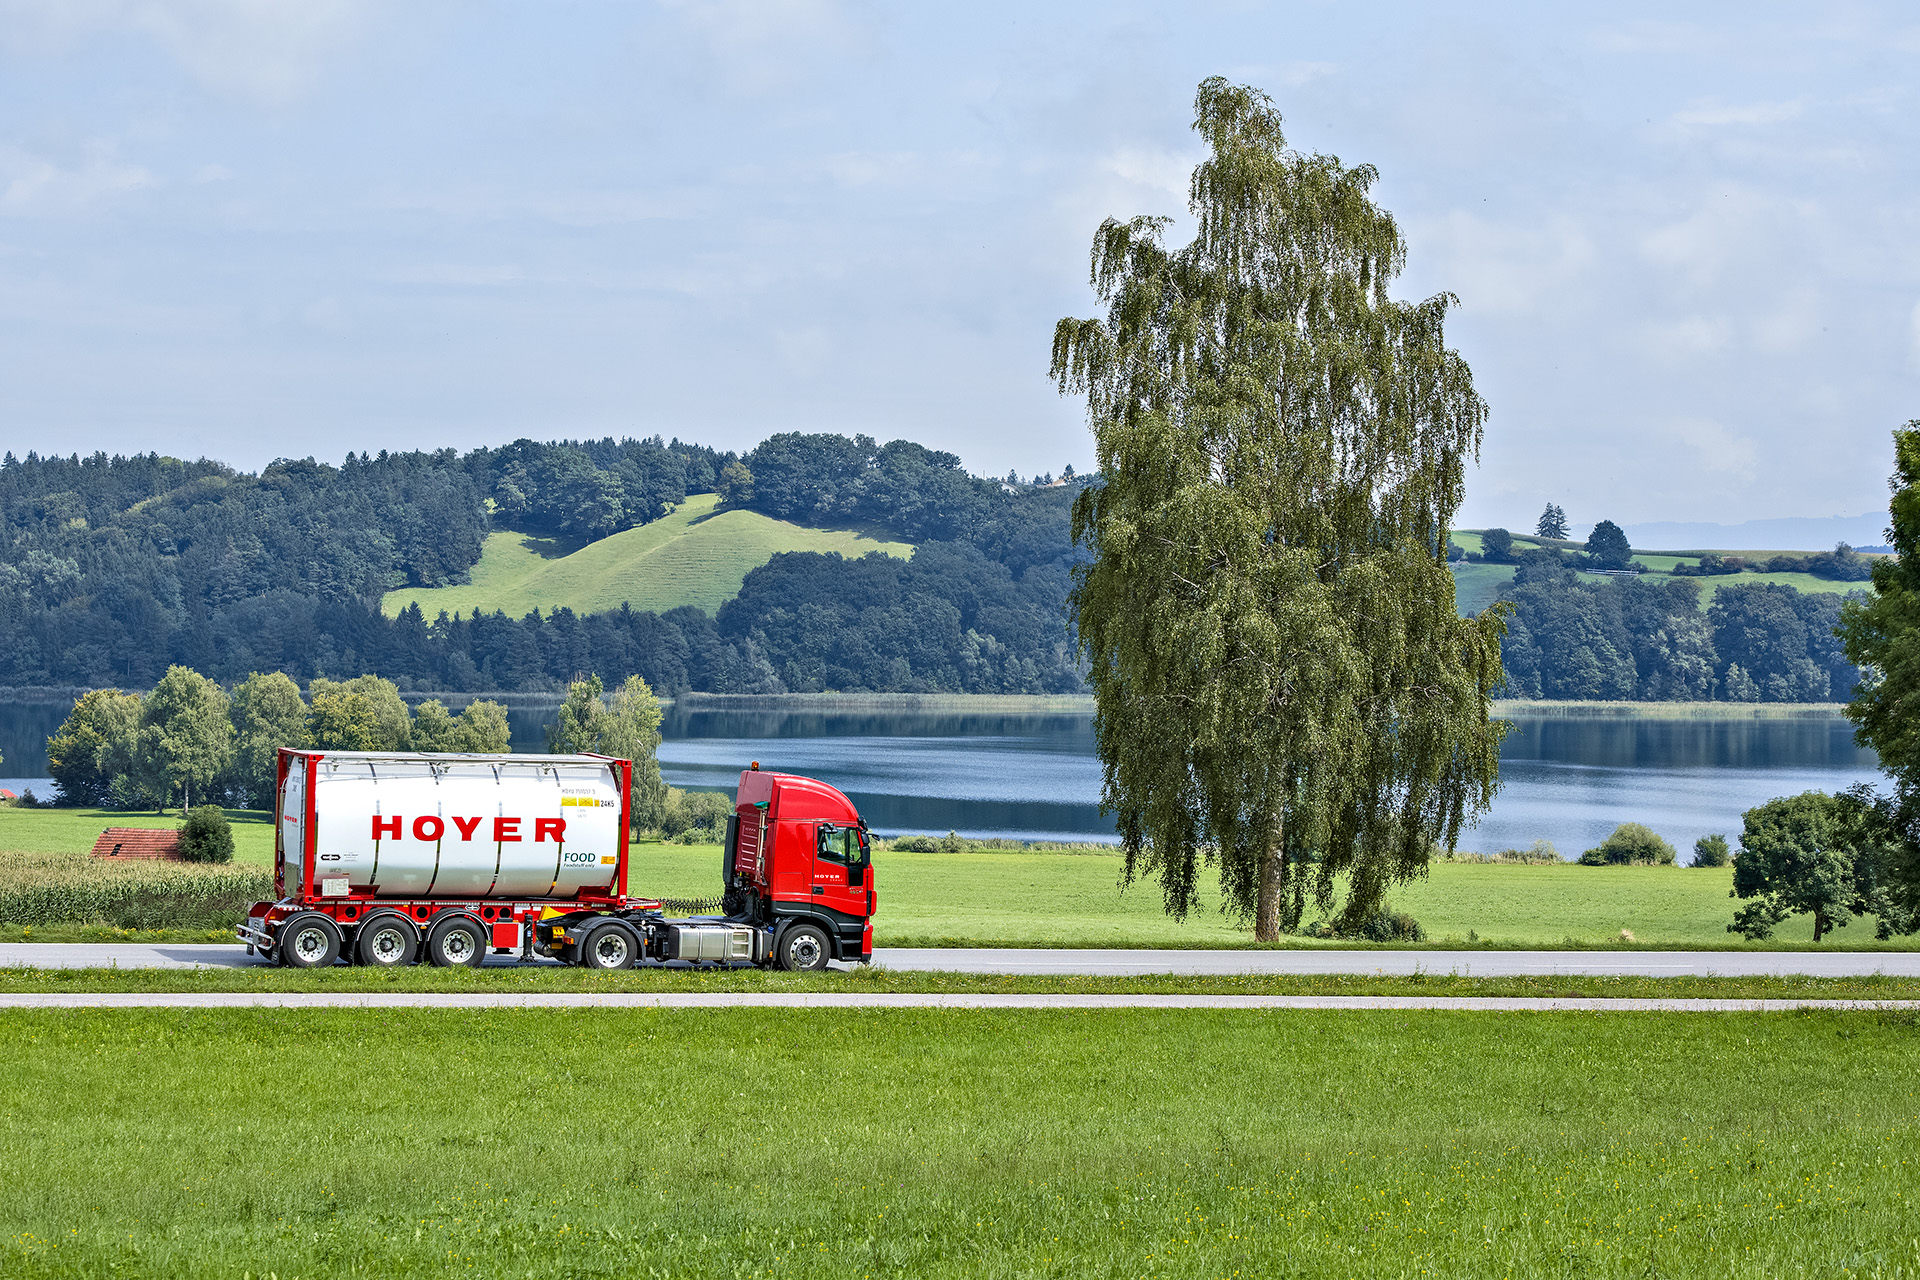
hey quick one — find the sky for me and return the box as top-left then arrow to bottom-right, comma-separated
0,1 -> 1916,532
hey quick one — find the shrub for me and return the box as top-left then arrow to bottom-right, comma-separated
1693,834 -> 1732,867
649,787 -> 732,841
938,830 -> 966,854
1351,905 -> 1426,942
176,805 -> 234,864
889,836 -> 941,852
1578,823 -> 1678,866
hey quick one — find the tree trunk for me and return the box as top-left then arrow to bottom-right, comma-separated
1812,909 -> 1827,944
1254,825 -> 1285,942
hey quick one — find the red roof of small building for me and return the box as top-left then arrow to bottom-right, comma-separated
90,828 -> 182,860
0,789 -> 15,800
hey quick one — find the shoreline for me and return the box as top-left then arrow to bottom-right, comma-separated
1,687 -> 1851,719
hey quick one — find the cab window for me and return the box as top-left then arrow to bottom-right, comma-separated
817,825 -> 868,865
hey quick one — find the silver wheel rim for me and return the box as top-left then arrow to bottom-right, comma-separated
441,928 -> 475,963
291,926 -> 329,963
369,927 -> 406,963
788,933 -> 822,969
592,932 -> 629,967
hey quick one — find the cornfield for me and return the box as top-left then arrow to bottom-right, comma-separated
0,852 -> 273,929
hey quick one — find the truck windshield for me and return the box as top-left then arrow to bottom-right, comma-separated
818,826 -> 868,866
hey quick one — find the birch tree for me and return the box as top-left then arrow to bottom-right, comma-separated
1051,78 -> 1507,940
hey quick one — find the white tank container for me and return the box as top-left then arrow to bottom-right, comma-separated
285,752 -> 626,900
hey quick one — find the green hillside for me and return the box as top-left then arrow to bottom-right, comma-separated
1449,530 -> 1878,616
383,493 -> 914,620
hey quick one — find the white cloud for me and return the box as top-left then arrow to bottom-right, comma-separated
0,143 -> 154,216
774,325 -> 831,377
0,0 -> 370,102
1671,418 -> 1758,482
1102,146 -> 1196,201
1669,99 -> 1805,128
1638,314 -> 1735,362
1408,211 -> 1595,317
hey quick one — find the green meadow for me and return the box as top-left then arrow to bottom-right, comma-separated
0,1007 -> 1915,1277
3,807 -> 1913,949
382,491 -> 913,620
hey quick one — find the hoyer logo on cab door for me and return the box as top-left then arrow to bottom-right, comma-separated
371,816 -> 567,843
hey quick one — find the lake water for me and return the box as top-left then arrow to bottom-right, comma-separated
0,699 -> 1883,860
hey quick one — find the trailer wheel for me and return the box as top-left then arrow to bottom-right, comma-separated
580,924 -> 637,970
354,915 -> 419,968
777,922 -> 830,972
426,916 -> 488,968
278,912 -> 342,969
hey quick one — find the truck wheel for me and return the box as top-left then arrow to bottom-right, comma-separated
354,916 -> 418,968
278,912 -> 342,969
580,924 -> 637,971
427,916 -> 487,968
777,923 -> 830,972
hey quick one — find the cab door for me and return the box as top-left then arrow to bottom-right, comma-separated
812,823 -> 870,917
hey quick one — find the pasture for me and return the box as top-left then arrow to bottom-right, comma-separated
381,491 -> 913,619
3,806 -> 1915,948
0,1007 -> 1915,1277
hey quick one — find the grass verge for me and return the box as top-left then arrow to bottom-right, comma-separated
0,1007 -> 1916,1277
0,965 -> 1917,1002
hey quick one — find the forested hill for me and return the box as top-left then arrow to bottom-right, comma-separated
0,431 -> 1880,701
0,433 -> 1086,695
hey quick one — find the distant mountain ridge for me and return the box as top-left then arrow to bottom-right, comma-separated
1615,512 -> 1889,552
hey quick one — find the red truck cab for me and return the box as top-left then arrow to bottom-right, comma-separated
722,766 -> 874,967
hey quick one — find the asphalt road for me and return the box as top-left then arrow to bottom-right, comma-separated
0,992 -> 1911,1011
0,943 -> 1917,976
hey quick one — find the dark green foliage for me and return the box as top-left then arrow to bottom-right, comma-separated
1584,520 -> 1632,569
176,805 -> 234,864
1481,528 -> 1513,562
1052,79 -> 1505,940
1494,573 -> 1860,701
1729,790 -> 1904,942
889,835 -> 941,852
1692,834 -> 1731,867
1535,503 -> 1567,540
1671,554 -> 1746,577
1351,905 -> 1426,941
1578,823 -> 1678,866
1761,544 -> 1874,581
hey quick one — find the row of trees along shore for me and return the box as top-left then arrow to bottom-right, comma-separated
39,666 -> 703,833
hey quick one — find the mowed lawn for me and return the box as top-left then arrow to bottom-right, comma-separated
381,491 -> 913,619
626,844 -> 1910,950
1,808 -> 1906,949
0,1008 -> 1915,1277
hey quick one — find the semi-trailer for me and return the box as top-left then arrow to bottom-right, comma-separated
238,747 -> 875,972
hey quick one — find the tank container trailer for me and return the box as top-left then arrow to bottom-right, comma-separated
239,749 -> 874,972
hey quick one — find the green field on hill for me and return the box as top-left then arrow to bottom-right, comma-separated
382,492 -> 914,620
2,1006 -> 1915,1277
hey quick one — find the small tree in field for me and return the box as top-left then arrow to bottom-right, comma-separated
1731,790 -> 1897,942
1481,528 -> 1513,563
1536,503 -> 1568,540
1051,78 -> 1506,940
177,804 -> 234,864
1585,519 -> 1632,570
1692,834 -> 1731,867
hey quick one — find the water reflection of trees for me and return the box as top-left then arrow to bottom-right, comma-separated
1497,717 -> 1876,770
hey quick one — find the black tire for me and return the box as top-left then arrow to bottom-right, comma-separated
579,924 -> 637,971
354,915 -> 419,968
426,915 -> 488,968
278,912 -> 342,969
776,922 -> 831,973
